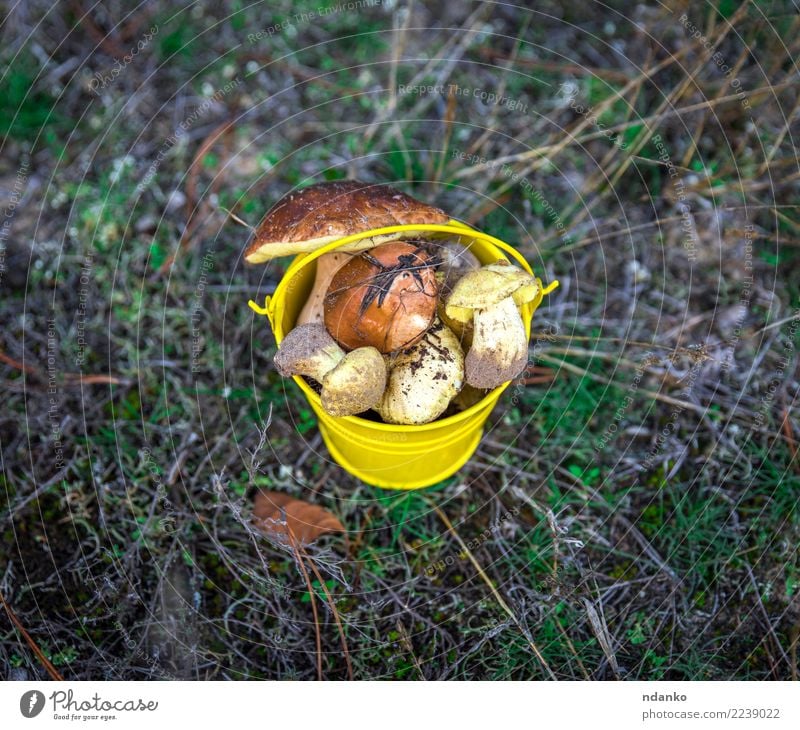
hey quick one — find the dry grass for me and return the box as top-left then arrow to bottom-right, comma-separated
1,0 -> 798,679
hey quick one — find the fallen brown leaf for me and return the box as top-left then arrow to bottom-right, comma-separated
253,490 -> 345,545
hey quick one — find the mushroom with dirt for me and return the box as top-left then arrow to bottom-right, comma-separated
274,323 -> 387,417
377,320 -> 464,425
445,261 -> 539,390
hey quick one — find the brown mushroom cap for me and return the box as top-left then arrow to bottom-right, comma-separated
323,242 -> 439,353
245,181 -> 450,264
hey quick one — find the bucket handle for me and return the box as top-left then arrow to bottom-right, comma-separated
248,295 -> 271,317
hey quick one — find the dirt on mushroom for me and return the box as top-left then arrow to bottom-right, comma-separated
377,321 -> 464,425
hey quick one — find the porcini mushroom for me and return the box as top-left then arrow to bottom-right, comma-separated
323,241 -> 439,353
274,323 -> 386,417
377,320 -> 464,425
244,181 -> 450,264
445,261 -> 539,389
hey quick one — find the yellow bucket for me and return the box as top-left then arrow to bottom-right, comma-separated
249,220 -> 558,490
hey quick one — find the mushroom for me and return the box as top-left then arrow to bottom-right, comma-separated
296,252 -> 347,326
377,320 -> 464,425
244,181 -> 450,264
438,297 -> 473,348
445,261 -> 539,389
434,240 -> 480,347
451,384 -> 486,412
436,239 -> 481,295
323,241 -> 439,353
274,323 -> 386,417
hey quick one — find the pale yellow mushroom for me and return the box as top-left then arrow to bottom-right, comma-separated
378,321 -> 464,425
445,261 -> 539,389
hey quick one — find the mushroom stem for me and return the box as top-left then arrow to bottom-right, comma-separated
297,252 -> 347,326
466,297 -> 528,389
